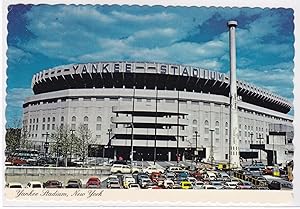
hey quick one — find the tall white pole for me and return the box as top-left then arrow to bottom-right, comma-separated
227,20 -> 240,168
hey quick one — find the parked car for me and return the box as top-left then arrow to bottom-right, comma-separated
86,177 -> 101,188
166,166 -> 183,173
210,181 -> 224,189
123,176 -> 136,189
26,181 -> 43,188
165,172 -> 176,180
237,181 -> 254,189
65,179 -> 82,188
193,181 -> 204,189
202,185 -> 217,189
187,177 -> 197,184
224,181 -> 238,189
180,181 -> 192,189
143,166 -> 163,174
107,179 -> 121,189
110,164 -> 131,174
268,180 -> 282,190
43,180 -> 63,188
137,173 -> 149,183
139,178 -> 152,188
163,179 -> 174,189
107,175 -> 119,184
150,172 -> 161,183
6,182 -> 23,188
128,183 -> 140,189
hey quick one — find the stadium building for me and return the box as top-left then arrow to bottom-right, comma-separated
22,61 -> 294,165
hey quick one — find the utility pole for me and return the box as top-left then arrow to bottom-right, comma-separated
130,86 -> 136,166
154,86 -> 158,165
209,129 -> 215,166
176,90 -> 180,165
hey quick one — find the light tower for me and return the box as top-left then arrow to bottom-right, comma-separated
227,20 -> 240,168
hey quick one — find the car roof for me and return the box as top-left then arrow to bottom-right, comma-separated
28,181 -> 42,184
9,182 -> 22,185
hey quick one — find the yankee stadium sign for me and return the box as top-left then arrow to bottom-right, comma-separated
33,62 -> 225,83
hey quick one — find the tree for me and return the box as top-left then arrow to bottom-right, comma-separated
5,118 -> 22,155
49,124 -> 73,164
73,124 -> 96,164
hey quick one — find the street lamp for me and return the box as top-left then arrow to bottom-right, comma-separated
105,128 -> 112,162
42,132 -> 50,159
70,129 -> 75,164
257,136 -> 264,163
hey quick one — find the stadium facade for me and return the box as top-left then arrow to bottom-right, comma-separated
22,61 -> 294,165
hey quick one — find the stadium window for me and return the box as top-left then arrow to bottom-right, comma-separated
36,125 -> 38,131
42,124 -> 45,130
72,116 -> 76,122
47,124 -> 50,130
29,125 -> 31,131
52,124 -> 55,130
193,120 -> 197,125
48,117 -> 50,122
97,116 -> 102,122
166,99 -> 175,103
245,125 -> 247,130
225,129 -> 228,136
30,119 -> 32,123
61,116 -> 64,122
33,118 -> 35,123
226,122 -> 229,128
52,117 -> 55,122
96,124 -> 101,131
84,116 -> 89,122
225,139 -> 228,143
36,118 -> 39,123
215,128 -> 219,135
225,154 -> 228,159
71,124 -> 76,130
215,121 -> 220,126
205,128 -> 209,134
204,120 -> 209,126
83,124 -> 88,130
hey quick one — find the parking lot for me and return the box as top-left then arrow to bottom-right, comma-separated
5,159 -> 293,190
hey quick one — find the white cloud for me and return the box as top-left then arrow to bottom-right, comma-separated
6,88 -> 33,108
111,11 -> 176,22
7,46 -> 33,65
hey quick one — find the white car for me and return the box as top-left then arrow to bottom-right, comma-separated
163,179 -> 174,189
193,181 -> 204,189
167,166 -> 183,173
224,181 -> 239,189
107,175 -> 119,184
143,166 -> 163,174
26,181 -> 43,188
123,176 -> 136,189
139,178 -> 152,188
6,182 -> 23,188
187,177 -> 197,184
110,164 -> 131,174
128,183 -> 140,189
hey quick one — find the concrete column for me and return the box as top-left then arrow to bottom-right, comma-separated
168,151 -> 171,161
113,149 -> 117,161
227,20 -> 240,168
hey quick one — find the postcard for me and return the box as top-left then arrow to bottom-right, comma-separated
1,0 -> 299,207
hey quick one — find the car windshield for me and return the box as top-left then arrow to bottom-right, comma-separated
196,182 -> 203,186
10,185 -> 22,188
183,183 -> 191,186
212,182 -> 222,186
130,185 -> 138,188
68,181 -> 78,184
32,184 -> 41,188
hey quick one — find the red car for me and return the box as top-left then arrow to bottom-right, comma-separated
86,177 -> 101,188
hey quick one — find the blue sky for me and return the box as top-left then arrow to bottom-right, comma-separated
6,5 -> 294,127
